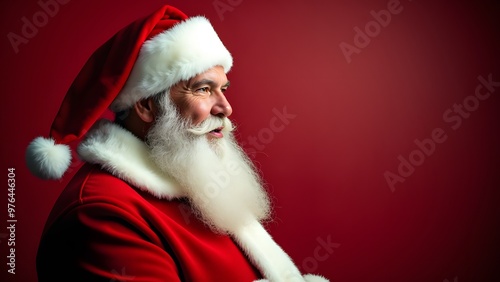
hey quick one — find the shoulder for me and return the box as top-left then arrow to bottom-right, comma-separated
76,163 -> 143,204
44,163 -> 153,229
37,164 -> 184,281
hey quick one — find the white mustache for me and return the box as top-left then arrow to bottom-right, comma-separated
187,116 -> 234,135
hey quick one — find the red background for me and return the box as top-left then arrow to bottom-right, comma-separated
1,0 -> 499,281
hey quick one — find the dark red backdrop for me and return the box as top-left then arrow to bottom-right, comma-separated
1,0 -> 499,281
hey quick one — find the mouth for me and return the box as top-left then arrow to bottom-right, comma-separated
208,126 -> 224,138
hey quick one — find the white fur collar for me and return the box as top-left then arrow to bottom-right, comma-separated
76,119 -> 328,282
77,119 -> 185,199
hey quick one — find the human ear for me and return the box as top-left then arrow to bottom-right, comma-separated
133,98 -> 157,123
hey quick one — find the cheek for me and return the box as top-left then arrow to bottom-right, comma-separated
182,100 -> 212,125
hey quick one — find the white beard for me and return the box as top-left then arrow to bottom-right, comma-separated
147,98 -> 271,233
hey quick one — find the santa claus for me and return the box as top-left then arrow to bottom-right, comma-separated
26,5 -> 329,282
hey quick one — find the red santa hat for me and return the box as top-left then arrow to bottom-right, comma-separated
25,5 -> 233,179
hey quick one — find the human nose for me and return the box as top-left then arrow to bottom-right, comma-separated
211,91 -> 232,117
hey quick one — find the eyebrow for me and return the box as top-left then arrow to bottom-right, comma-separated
190,79 -> 230,90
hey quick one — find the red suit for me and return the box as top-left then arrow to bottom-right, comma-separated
37,120 -> 328,282
37,163 -> 261,281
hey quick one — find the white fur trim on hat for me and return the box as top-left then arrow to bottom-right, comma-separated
302,274 -> 330,282
25,137 -> 72,179
110,16 -> 233,112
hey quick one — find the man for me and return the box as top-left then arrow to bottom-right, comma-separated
26,5 -> 328,282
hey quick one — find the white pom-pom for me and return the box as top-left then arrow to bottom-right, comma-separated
25,137 -> 72,180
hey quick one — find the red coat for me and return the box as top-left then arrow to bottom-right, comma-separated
37,163 -> 261,281
37,120 -> 328,282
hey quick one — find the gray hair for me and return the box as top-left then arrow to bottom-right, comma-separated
114,89 -> 171,125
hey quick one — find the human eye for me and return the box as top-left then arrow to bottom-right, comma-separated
194,86 -> 210,94
221,82 -> 230,93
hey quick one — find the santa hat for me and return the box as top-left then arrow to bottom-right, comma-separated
25,5 -> 233,179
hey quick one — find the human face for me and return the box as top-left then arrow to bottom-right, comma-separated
169,66 -> 232,138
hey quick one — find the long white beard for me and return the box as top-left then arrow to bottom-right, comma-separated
147,99 -> 271,233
